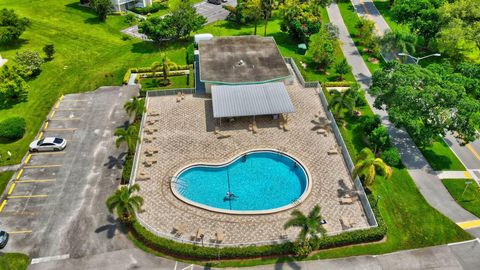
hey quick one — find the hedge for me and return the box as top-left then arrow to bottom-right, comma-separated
186,43 -> 195,65
122,154 -> 134,184
139,70 -> 189,78
130,195 -> 386,260
0,117 -> 26,141
323,81 -> 356,87
130,65 -> 192,73
123,69 -> 132,85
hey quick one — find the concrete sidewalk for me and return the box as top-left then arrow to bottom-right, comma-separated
326,1 -> 480,233
351,0 -> 390,36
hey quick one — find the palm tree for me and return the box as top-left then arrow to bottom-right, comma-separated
124,97 -> 145,120
114,125 -> 138,154
353,148 -> 393,187
151,54 -> 173,86
329,89 -> 355,117
284,204 -> 326,241
106,184 -> 144,222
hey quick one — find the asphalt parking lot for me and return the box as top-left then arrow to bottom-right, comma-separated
0,86 -> 138,261
196,0 -> 237,23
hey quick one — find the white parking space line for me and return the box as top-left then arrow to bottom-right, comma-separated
31,254 -> 70,264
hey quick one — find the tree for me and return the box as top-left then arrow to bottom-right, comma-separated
368,126 -> 391,153
139,2 -> 206,42
355,17 -> 375,42
279,0 -> 322,43
370,61 -> 480,145
243,0 -> 263,35
0,9 -> 30,44
151,55 -> 173,86
284,204 -> 326,242
329,89 -> 355,117
90,0 -> 112,22
261,0 -> 274,36
353,148 -> 392,187
43,44 -> 55,61
106,184 -> 144,222
0,65 -> 30,105
335,59 -> 351,80
124,97 -> 145,120
380,28 -> 417,56
14,50 -> 44,78
114,125 -> 138,154
437,0 -> 480,63
310,26 -> 338,70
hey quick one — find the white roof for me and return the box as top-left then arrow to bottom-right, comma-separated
211,82 -> 295,118
43,137 -> 56,143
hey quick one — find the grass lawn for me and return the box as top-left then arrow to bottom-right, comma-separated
0,0 -> 190,165
198,10 -> 355,83
0,171 -> 14,196
419,137 -> 466,171
337,2 -> 383,74
442,179 -> 480,218
140,75 -> 193,90
372,0 -> 407,33
0,253 -> 30,270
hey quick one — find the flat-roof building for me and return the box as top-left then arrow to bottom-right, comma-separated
197,36 -> 294,120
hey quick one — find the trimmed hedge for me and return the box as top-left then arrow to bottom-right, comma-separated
123,69 -> 132,85
0,117 -> 26,141
186,43 -> 195,65
130,65 -> 192,73
323,81 -> 356,87
139,70 -> 189,78
129,195 -> 386,260
122,154 -> 134,184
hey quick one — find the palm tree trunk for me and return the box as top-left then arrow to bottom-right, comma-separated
254,17 -> 258,35
264,13 -> 269,36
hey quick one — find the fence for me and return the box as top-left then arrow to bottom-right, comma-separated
285,57 -> 378,227
146,88 -> 195,96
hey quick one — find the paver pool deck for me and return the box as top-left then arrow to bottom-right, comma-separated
134,77 -> 369,245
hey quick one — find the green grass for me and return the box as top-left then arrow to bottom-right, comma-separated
418,137 -> 466,171
0,171 -> 14,196
198,10 -> 355,83
0,0 -> 190,165
0,253 -> 30,270
140,75 -> 193,90
442,179 -> 480,218
337,2 -> 383,74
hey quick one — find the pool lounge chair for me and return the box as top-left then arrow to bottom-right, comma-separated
215,230 -> 225,243
173,224 -> 187,237
193,228 -> 205,241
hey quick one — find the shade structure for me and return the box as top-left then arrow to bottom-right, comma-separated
211,82 -> 295,118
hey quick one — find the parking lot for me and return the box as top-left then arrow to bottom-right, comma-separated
195,0 -> 237,23
0,86 -> 138,260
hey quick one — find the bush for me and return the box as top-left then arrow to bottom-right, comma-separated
368,126 -> 391,152
361,115 -> 381,134
124,13 -> 137,25
381,148 -> 401,167
122,154 -> 133,184
186,43 -> 195,65
323,81 -> 356,87
131,2 -> 166,15
0,117 -> 26,141
123,69 -> 132,85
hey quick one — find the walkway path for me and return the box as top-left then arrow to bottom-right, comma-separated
351,0 -> 390,35
0,164 -> 20,173
326,1 -> 480,238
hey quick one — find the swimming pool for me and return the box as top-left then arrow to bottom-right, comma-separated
172,150 -> 310,214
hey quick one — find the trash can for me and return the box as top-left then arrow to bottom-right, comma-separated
297,43 -> 307,55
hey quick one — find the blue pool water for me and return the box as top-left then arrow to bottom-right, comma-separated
173,151 -> 309,213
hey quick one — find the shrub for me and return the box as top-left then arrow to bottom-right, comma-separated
122,154 -> 133,184
186,43 -> 195,65
124,13 -> 137,25
323,81 -> 355,87
15,50 -> 44,78
361,115 -> 381,134
381,148 -> 401,167
0,117 -> 26,141
131,2 -> 166,15
123,69 -> 132,85
368,126 -> 391,152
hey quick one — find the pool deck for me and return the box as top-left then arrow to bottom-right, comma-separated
134,76 -> 369,246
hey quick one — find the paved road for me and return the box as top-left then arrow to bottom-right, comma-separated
122,0 -> 237,40
30,240 -> 480,270
351,0 -> 390,35
0,86 -> 138,259
326,1 -> 480,238
444,134 -> 480,184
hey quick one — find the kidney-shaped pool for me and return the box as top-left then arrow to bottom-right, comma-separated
171,150 -> 310,214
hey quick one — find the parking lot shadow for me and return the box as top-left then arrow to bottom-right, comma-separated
104,152 -> 127,169
95,215 -> 128,239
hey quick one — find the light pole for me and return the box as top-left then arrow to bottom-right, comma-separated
397,53 -> 441,65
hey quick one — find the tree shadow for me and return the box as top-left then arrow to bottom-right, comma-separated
274,256 -> 302,270
84,17 -> 102,25
130,38 -> 191,54
0,38 -> 29,51
64,2 -> 97,16
95,215 -> 128,239
104,152 -> 127,169
419,148 -> 453,171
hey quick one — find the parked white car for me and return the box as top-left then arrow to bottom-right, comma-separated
29,137 -> 67,152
